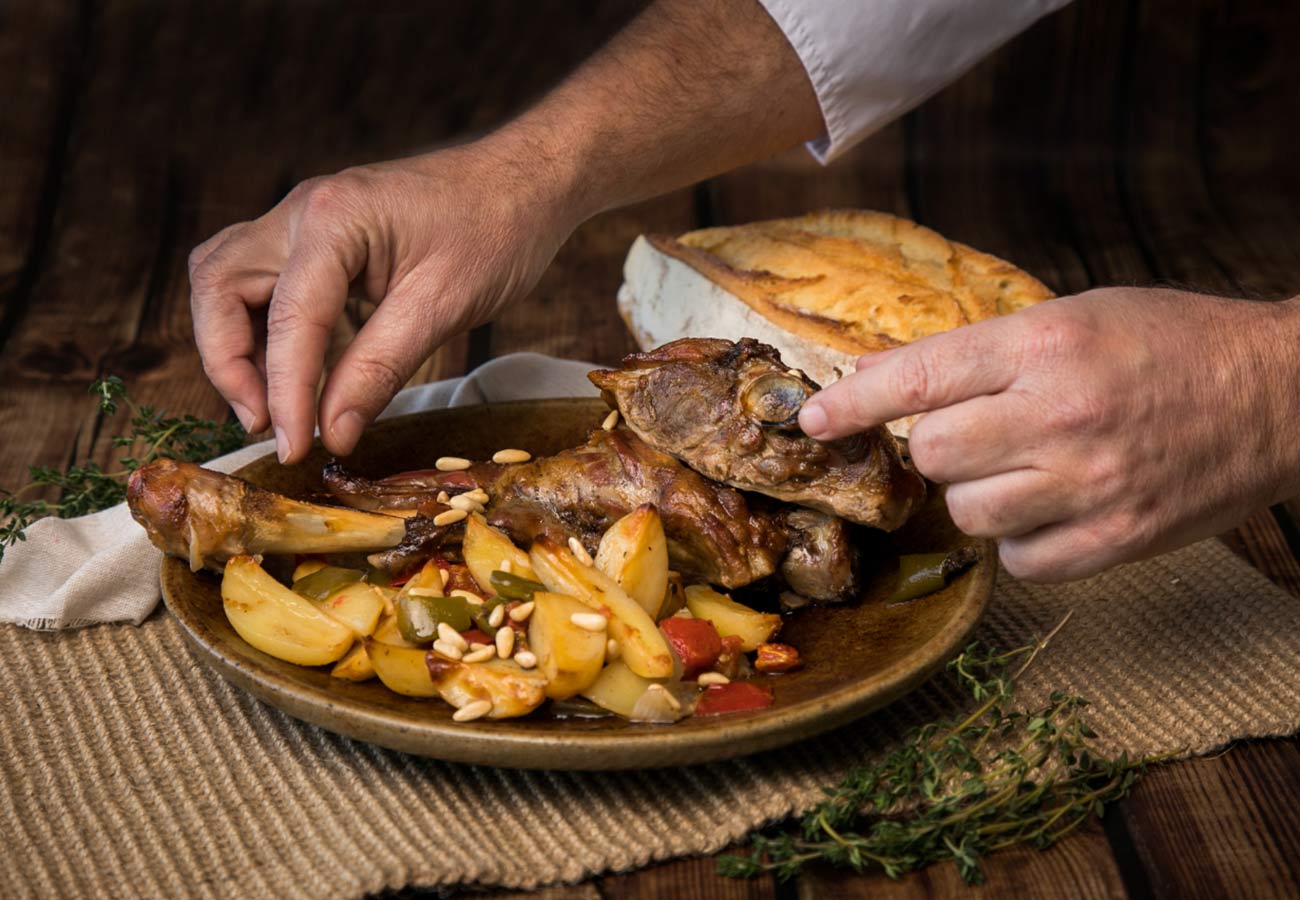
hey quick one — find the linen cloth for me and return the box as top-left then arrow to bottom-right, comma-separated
758,0 -> 1075,162
0,353 -> 598,630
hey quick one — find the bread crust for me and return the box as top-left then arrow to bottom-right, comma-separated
645,209 -> 1054,356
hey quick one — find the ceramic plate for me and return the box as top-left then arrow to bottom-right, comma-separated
160,398 -> 993,770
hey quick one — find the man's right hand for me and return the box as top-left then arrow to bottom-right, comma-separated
189,140 -> 577,463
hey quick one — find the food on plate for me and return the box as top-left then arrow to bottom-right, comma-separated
321,423 -> 861,603
128,340 -> 979,725
889,547 -> 981,603
128,457 -> 406,570
589,337 -> 924,528
617,210 -> 1053,436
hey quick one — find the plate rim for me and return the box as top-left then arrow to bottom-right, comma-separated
160,398 -> 994,770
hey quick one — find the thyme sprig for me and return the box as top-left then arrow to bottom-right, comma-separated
719,613 -> 1173,885
0,377 -> 244,562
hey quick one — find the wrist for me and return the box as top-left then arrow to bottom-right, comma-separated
1258,296 -> 1300,503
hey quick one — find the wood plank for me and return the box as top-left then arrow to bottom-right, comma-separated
1117,739 -> 1300,899
796,822 -> 1125,900
0,0 -> 81,329
599,855 -> 777,900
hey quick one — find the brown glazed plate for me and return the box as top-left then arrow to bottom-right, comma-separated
160,398 -> 994,770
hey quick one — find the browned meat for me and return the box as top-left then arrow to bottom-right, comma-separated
588,337 -> 925,530
325,427 -> 791,592
127,459 -> 406,571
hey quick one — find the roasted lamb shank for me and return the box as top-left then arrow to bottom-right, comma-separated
323,426 -> 857,601
589,337 -> 925,529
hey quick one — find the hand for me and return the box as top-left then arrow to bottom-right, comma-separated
189,139 -> 579,463
798,288 -> 1300,581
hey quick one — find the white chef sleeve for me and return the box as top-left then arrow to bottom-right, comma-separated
757,0 -> 1075,163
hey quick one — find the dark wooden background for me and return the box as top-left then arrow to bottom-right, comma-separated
3,1 -> 1299,897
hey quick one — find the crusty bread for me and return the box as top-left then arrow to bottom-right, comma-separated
616,209 -> 1054,435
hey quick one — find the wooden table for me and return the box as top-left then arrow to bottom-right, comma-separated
3,2 -> 1298,897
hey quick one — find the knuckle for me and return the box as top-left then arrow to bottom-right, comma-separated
888,350 -> 935,410
1045,389 -> 1109,434
1021,315 -> 1090,363
906,423 -> 943,475
347,354 -> 407,400
298,171 -> 368,223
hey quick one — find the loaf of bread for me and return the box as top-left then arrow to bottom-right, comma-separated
617,210 -> 1054,421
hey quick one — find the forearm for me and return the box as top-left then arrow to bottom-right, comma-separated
482,0 -> 822,225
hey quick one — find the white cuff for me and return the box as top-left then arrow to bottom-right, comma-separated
758,0 -> 1075,163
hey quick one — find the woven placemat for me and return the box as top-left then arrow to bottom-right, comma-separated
2,538 -> 1298,898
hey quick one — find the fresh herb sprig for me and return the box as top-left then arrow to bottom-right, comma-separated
719,614 -> 1173,885
0,376 -> 244,562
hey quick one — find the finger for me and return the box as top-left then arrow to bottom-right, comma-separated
317,277 -> 451,455
997,519 -> 1128,583
187,222 -> 242,273
799,316 -> 1023,440
190,224 -> 286,433
943,468 -> 1080,540
905,394 -> 1033,483
263,227 -> 364,463
853,346 -> 899,371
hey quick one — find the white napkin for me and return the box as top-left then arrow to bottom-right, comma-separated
0,353 -> 599,630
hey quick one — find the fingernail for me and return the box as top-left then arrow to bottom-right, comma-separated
230,401 -> 255,432
329,410 -> 364,453
274,426 -> 292,464
799,402 -> 829,437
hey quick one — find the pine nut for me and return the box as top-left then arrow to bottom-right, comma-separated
451,589 -> 483,605
488,604 -> 506,629
570,612 -> 607,632
508,601 -> 534,623
462,646 -> 496,664
452,699 -> 492,722
568,536 -> 593,566
606,638 -> 620,660
698,672 -> 730,685
435,456 -> 472,471
449,494 -> 483,512
492,448 -> 531,464
495,625 -> 515,659
433,508 -> 468,527
601,409 -> 619,431
432,639 -> 463,660
437,622 -> 468,650
466,489 -> 490,504
436,491 -> 450,504
514,650 -> 538,669
439,568 -> 451,587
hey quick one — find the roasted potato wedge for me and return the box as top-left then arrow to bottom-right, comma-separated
365,640 -> 547,717
595,504 -> 669,619
528,592 -> 607,700
314,581 -> 384,638
463,513 -> 536,590
529,539 -> 673,679
222,555 -> 354,666
581,659 -> 665,717
684,585 -> 781,651
330,642 -> 377,681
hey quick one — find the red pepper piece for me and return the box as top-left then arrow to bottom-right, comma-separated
460,628 -> 492,647
694,682 -> 773,716
659,616 -> 724,677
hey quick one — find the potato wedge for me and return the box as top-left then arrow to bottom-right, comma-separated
371,611 -> 418,648
427,656 -> 548,718
595,504 -> 669,619
365,640 -> 547,717
314,582 -> 384,638
528,592 -> 607,700
529,539 -> 673,679
581,659 -> 664,718
363,640 -> 439,697
684,585 -> 781,651
330,642 -> 376,682
463,513 -> 536,590
222,555 -> 354,666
